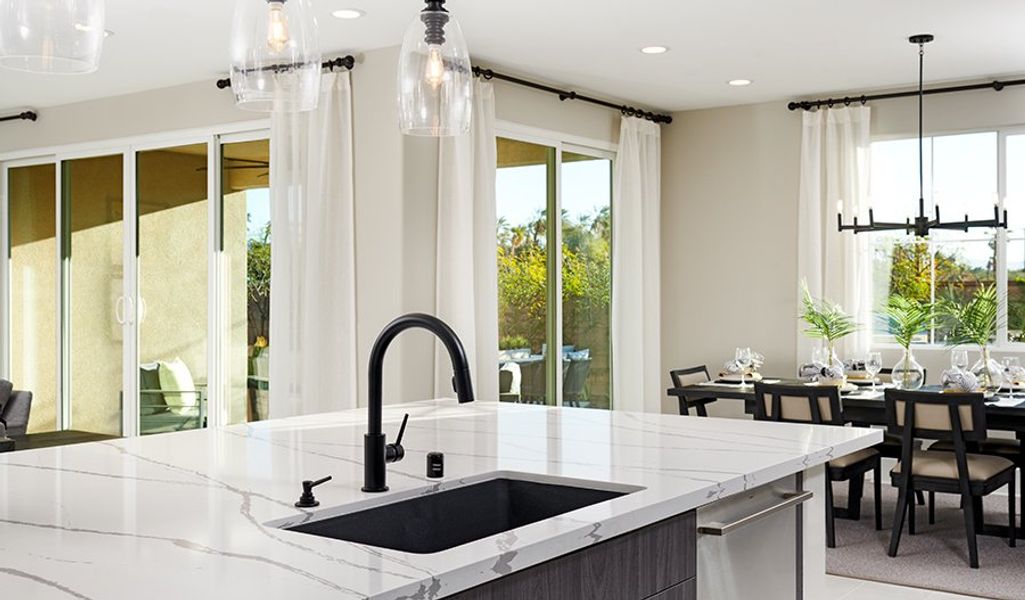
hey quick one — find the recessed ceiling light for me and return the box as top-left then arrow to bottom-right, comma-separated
104,30 -> 114,38
332,8 -> 365,19
640,46 -> 668,55
728,79 -> 752,86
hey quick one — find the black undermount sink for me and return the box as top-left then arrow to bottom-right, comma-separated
283,474 -> 638,554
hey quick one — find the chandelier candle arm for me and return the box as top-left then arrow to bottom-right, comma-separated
835,34 -> 1009,237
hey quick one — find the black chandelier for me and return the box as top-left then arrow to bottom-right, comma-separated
837,34 -> 1008,236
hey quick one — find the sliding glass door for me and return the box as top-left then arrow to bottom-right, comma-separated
221,139 -> 271,423
561,150 -> 613,409
136,144 -> 209,435
2,128 -> 271,437
64,154 -> 125,436
6,163 -> 58,433
496,136 -> 614,408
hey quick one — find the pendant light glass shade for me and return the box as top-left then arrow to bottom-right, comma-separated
397,1 -> 472,136
0,0 -> 105,74
230,0 -> 321,113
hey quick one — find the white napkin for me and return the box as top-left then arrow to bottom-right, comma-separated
987,396 -> 1024,408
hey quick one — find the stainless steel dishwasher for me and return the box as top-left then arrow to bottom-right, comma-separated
696,473 -> 812,600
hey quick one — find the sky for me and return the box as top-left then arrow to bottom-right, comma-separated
246,188 -> 271,241
496,159 -> 612,228
870,131 -> 1009,269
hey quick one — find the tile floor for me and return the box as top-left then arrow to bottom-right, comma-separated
824,575 -> 993,599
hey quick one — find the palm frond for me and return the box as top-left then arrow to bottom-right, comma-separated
878,295 -> 934,348
799,280 -> 859,343
937,284 -> 1003,347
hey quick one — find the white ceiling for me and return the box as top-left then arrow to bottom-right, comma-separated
1,0 -> 1024,113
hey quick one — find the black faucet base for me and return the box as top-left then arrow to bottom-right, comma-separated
363,433 -> 389,493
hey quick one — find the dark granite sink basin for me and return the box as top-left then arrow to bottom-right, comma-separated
282,473 -> 639,554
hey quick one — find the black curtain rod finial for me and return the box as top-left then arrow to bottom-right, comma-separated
0,110 -> 37,124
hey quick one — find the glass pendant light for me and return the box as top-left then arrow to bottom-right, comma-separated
0,0 -> 106,74
397,0 -> 472,136
230,0 -> 321,113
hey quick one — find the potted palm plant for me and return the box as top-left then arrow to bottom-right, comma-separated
800,281 -> 858,385
880,295 -> 934,389
940,284 -> 1004,389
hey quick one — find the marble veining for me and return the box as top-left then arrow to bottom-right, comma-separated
0,400 -> 880,599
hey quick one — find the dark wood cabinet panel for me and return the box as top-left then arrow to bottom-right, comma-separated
644,579 -> 696,600
447,511 -> 696,600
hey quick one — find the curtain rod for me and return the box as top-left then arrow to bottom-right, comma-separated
472,66 -> 672,125
787,77 -> 1025,111
0,111 -> 38,124
215,55 -> 356,89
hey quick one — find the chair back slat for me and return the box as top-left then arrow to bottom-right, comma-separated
670,366 -> 710,388
753,382 -> 843,425
884,389 -> 987,441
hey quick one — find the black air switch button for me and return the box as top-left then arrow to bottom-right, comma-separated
427,452 -> 444,478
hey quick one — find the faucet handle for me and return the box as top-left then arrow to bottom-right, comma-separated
386,413 -> 409,464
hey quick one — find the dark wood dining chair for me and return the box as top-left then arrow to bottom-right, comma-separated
668,366 -> 717,416
753,382 -> 882,548
885,389 -> 1016,568
852,368 -> 928,507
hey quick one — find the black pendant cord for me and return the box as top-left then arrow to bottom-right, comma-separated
0,110 -> 37,124
216,55 -> 355,89
472,66 -> 672,125
917,39 -> 925,221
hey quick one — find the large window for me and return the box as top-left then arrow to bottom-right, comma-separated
870,130 -> 1024,345
496,136 -> 613,409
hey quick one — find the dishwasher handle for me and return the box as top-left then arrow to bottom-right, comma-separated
697,490 -> 813,536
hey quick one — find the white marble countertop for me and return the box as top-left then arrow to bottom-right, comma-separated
0,400 -> 880,599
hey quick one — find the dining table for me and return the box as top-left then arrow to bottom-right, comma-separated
668,377 -> 1025,539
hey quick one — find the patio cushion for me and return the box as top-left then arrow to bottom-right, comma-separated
0,379 -> 11,415
158,359 -> 198,416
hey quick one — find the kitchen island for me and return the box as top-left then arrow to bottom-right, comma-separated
0,400 -> 880,599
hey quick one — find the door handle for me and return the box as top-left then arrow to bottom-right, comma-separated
125,296 -> 136,325
138,296 -> 147,324
115,296 -> 126,325
697,490 -> 813,536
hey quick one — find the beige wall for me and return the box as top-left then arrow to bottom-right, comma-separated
3,45 -> 622,417
660,102 -> 803,416
0,82 -> 253,154
661,86 -> 1025,416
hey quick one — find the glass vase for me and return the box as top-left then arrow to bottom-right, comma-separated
817,345 -> 846,386
891,348 -> 925,390
971,346 -> 1004,390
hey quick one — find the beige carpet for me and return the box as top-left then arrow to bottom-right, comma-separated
827,484 -> 1024,600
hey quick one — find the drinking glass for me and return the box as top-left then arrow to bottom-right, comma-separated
866,352 -> 883,392
735,347 -> 753,387
951,349 -> 969,372
1003,356 -> 1021,398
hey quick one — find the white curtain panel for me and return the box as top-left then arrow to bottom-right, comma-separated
797,106 -> 873,364
612,117 -> 662,413
434,80 -> 499,402
268,71 -> 358,418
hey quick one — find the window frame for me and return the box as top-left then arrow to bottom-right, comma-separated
870,124 -> 1025,352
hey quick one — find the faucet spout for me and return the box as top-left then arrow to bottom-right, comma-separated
364,313 -> 475,492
